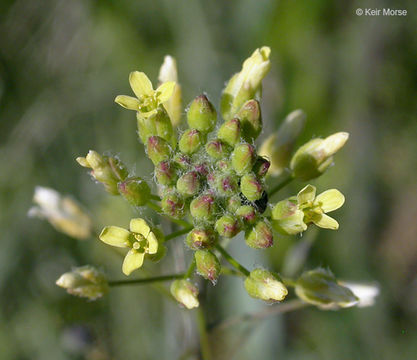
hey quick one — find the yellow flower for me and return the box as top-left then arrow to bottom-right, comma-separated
28,186 -> 92,240
115,71 -> 175,118
99,218 -> 162,276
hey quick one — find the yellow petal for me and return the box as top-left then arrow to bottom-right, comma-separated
114,95 -> 140,110
76,157 -> 89,167
99,226 -> 131,248
122,249 -> 145,275
129,218 -> 150,237
315,189 -> 345,213
129,71 -> 153,98
147,232 -> 159,254
297,184 -> 316,204
156,81 -> 176,103
312,214 -> 339,230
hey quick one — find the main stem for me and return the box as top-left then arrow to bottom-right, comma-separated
165,226 -> 193,241
109,273 -> 184,287
196,306 -> 212,360
215,244 -> 250,276
268,174 -> 294,197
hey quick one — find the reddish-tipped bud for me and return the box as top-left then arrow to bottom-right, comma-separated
215,173 -> 239,196
240,173 -> 264,201
215,215 -> 241,238
187,95 -> 217,133
176,171 -> 201,197
147,136 -> 172,165
190,194 -> 217,222
173,153 -> 191,169
227,196 -> 242,212
205,140 -> 231,159
161,193 -> 185,219
155,161 -> 178,185
245,220 -> 274,249
237,99 -> 262,141
186,228 -> 218,250
195,250 -> 221,284
231,143 -> 256,175
118,177 -> 151,206
217,118 -> 241,146
179,129 -> 204,155
252,156 -> 270,178
236,205 -> 257,225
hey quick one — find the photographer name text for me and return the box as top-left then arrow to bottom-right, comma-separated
356,8 -> 407,16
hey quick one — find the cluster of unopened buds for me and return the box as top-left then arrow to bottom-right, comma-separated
31,47 -> 379,311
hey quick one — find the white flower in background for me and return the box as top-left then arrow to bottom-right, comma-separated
28,186 -> 92,240
341,282 -> 380,308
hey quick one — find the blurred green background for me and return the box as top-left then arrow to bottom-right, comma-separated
1,0 -> 416,359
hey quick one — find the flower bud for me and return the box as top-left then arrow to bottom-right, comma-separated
147,136 -> 172,165
295,268 -> 358,309
205,139 -> 231,160
176,171 -> 201,197
195,250 -> 221,284
221,47 -> 271,120
216,159 -> 232,172
244,268 -> 288,302
186,228 -> 218,250
240,173 -> 264,201
217,118 -> 241,146
161,192 -> 185,219
215,173 -> 239,196
259,109 -> 306,177
271,198 -> 307,235
56,266 -> 108,300
76,150 -> 128,195
179,129 -> 204,155
236,205 -> 257,225
118,177 -> 151,206
215,215 -> 241,238
187,95 -> 217,133
155,161 -> 178,185
245,220 -> 273,248
227,196 -> 242,212
170,279 -> 199,309
137,107 -> 176,147
173,153 -> 191,169
190,194 -> 217,222
252,156 -> 270,178
231,143 -> 256,175
158,55 -> 182,127
237,99 -> 262,141
290,132 -> 349,181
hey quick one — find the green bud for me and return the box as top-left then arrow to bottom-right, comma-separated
237,99 -> 262,141
231,143 -> 256,175
161,193 -> 185,219
221,47 -> 271,121
118,177 -> 151,206
56,265 -> 109,300
215,215 -> 241,238
190,194 -> 217,222
137,106 -> 176,147
179,129 -> 204,155
259,109 -> 306,177
186,228 -> 218,250
290,132 -> 349,181
216,159 -> 232,172
217,118 -> 241,146
245,220 -> 273,248
244,268 -> 288,302
295,268 -> 359,309
147,136 -> 172,165
252,156 -> 270,178
227,196 -> 242,212
195,250 -> 221,284
76,150 -> 128,195
173,153 -> 191,169
187,95 -> 217,133
155,161 -> 178,185
240,173 -> 264,201
176,171 -> 201,197
205,139 -> 231,159
236,205 -> 257,225
170,279 -> 199,309
215,173 -> 239,196
271,198 -> 307,235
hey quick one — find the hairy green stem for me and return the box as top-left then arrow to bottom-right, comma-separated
268,174 -> 294,197
196,306 -> 212,360
215,244 -> 250,276
165,226 -> 193,241
147,201 -> 192,228
184,259 -> 196,279
109,273 -> 184,287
